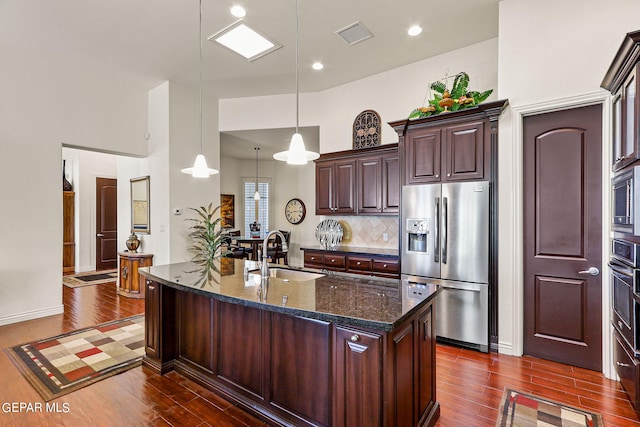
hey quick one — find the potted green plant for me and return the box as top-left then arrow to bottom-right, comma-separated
186,203 -> 231,281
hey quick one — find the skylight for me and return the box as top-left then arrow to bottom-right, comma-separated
209,20 -> 281,61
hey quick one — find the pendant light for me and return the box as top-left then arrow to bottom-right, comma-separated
273,0 -> 319,165
181,0 -> 219,178
253,147 -> 260,201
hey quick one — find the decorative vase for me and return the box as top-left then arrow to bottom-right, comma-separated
126,233 -> 141,253
62,160 -> 73,191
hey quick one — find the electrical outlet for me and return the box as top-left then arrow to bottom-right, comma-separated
383,232 -> 389,242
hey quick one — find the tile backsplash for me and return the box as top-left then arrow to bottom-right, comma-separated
319,216 -> 399,249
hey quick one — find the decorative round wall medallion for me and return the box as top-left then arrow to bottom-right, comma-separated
353,109 -> 381,149
285,198 -> 306,224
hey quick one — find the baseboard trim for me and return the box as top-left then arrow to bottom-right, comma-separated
0,305 -> 64,326
498,341 -> 516,356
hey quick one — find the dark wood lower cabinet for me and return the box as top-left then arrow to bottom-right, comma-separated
335,327 -> 382,427
143,279 -> 439,427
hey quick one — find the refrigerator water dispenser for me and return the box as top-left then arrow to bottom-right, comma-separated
406,219 -> 428,253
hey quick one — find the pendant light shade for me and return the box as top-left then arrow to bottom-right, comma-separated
273,0 -> 319,165
182,0 -> 219,178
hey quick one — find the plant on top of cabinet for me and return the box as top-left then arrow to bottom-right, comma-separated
408,72 -> 494,119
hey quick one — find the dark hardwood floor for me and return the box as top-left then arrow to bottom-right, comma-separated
0,281 -> 639,426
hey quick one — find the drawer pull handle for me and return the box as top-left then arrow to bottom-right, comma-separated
619,321 -> 624,329
350,334 -> 360,342
617,362 -> 631,367
311,257 -> 315,260
357,262 -> 361,265
383,264 -> 387,268
331,259 -> 335,263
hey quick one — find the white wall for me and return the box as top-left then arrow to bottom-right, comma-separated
220,38 -> 499,153
0,44 -> 148,325
168,81 -> 221,264
497,0 -> 640,373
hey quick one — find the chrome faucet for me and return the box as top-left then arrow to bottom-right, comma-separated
260,230 -> 289,279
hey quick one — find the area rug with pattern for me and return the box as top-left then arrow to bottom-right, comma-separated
4,315 -> 144,401
496,388 -> 605,427
62,269 -> 118,288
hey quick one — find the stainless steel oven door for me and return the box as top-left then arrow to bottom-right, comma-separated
610,260 -> 635,349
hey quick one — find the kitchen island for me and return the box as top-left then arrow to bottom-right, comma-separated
140,259 -> 439,427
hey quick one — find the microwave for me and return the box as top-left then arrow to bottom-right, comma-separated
613,166 -> 640,235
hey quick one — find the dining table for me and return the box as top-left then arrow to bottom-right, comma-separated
232,235 -> 266,261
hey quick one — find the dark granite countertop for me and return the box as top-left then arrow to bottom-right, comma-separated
139,259 -> 436,331
300,245 -> 399,257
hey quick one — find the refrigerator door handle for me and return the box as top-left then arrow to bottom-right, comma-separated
434,197 -> 440,263
442,196 -> 448,264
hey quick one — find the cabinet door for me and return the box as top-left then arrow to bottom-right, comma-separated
335,327 -> 382,427
357,156 -> 382,214
616,66 -> 640,171
614,330 -> 639,411
316,161 -> 335,215
417,305 -> 435,418
144,280 -> 160,359
443,120 -> 485,181
335,159 -> 357,214
382,152 -> 400,213
271,313 -> 331,426
406,127 -> 441,184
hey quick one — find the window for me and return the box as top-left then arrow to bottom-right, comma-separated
243,179 -> 270,234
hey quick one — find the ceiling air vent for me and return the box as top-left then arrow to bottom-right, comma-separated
335,21 -> 373,46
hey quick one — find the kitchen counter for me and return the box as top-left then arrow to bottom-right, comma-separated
140,259 -> 428,331
140,259 -> 439,427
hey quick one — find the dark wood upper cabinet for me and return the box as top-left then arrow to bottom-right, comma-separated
602,30 -> 640,171
316,144 -> 399,216
444,120 -> 485,181
405,127 -> 441,184
316,158 -> 356,215
390,100 -> 508,186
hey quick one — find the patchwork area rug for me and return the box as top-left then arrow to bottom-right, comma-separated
5,315 -> 144,401
496,388 -> 605,427
62,269 -> 118,288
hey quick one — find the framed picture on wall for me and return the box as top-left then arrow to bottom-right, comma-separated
221,194 -> 235,228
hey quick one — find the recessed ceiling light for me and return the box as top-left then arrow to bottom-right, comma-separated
230,5 -> 246,18
408,25 -> 423,36
312,62 -> 324,70
209,20 -> 281,61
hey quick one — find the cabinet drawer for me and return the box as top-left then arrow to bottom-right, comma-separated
304,251 -> 324,268
614,330 -> 639,410
324,254 -> 346,269
372,258 -> 399,275
347,256 -> 372,272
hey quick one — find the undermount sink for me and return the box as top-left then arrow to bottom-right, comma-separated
250,268 -> 325,282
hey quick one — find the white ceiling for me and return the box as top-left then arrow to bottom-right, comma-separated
0,0 -> 499,158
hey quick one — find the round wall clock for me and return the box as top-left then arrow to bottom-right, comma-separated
285,198 -> 306,225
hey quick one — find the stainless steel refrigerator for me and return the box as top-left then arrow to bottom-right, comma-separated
401,182 -> 490,352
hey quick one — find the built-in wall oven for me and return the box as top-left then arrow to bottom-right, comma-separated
612,166 -> 640,235
610,238 -> 640,356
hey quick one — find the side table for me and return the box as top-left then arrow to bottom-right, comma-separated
118,251 -> 153,299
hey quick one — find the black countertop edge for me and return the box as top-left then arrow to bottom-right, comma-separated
300,246 -> 399,257
140,263 -> 436,332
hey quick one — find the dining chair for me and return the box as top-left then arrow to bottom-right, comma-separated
267,230 -> 290,265
223,230 -> 249,259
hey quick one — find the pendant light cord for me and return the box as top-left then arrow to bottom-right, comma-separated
199,0 -> 203,155
295,0 -> 299,134
255,147 -> 259,188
